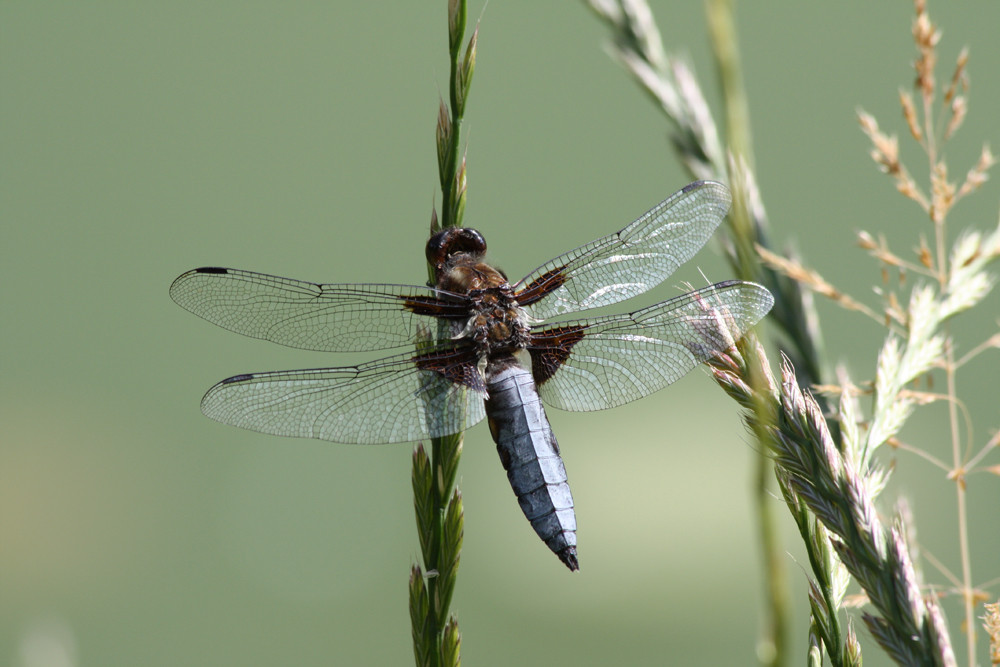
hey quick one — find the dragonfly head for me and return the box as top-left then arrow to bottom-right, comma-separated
426,227 -> 487,272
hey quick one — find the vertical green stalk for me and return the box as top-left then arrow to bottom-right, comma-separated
410,2 -> 477,666
436,0 -> 475,236
584,2 -> 806,662
704,2 -> 790,664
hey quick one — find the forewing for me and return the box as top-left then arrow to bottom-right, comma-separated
529,281 -> 773,411
514,181 -> 731,320
200,348 -> 487,444
170,267 -> 468,352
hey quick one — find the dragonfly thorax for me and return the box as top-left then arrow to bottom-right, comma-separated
456,285 -> 531,358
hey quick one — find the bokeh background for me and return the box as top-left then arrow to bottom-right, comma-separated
3,2 -> 999,665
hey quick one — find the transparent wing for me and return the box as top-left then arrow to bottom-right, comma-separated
514,181 -> 732,320
529,281 -> 772,412
201,349 -> 487,445
170,267 -> 468,353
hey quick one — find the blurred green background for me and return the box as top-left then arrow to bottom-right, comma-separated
3,2 -> 999,665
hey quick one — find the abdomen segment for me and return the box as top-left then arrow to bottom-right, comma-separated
485,362 -> 578,571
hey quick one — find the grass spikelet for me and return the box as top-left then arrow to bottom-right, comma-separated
590,0 -> 998,663
409,3 -> 477,665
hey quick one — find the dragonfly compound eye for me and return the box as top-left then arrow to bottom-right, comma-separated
426,228 -> 488,268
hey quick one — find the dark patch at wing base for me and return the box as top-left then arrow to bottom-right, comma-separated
399,294 -> 469,318
414,347 -> 487,394
527,326 -> 587,386
513,265 -> 568,308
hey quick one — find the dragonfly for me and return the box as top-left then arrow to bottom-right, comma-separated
170,180 -> 773,571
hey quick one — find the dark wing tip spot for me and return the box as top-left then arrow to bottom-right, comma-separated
222,373 -> 253,384
195,267 -> 230,274
682,179 -> 729,193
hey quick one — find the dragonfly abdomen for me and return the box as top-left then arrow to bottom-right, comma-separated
485,361 -> 578,571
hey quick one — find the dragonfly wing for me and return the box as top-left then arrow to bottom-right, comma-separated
170,267 -> 468,353
528,281 -> 773,412
201,348 -> 487,444
515,181 -> 731,320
